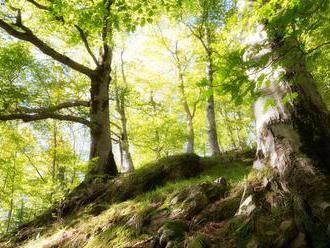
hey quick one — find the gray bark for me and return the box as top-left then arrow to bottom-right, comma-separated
116,98 -> 134,173
178,73 -> 196,153
0,0 -> 118,177
89,73 -> 118,176
205,27 -> 221,156
114,52 -> 135,173
219,107 -> 237,150
250,28 -> 330,230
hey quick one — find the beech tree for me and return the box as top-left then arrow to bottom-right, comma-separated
113,50 -> 134,172
0,0 -> 168,175
181,0 -> 228,156
156,24 -> 200,153
237,0 -> 330,237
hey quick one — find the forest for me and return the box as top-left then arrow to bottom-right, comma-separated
0,0 -> 329,247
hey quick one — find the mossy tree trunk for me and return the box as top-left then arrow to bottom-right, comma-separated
251,29 -> 330,238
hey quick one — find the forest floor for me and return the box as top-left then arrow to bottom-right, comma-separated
0,151 -> 316,247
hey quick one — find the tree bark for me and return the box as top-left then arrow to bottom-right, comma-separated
88,72 -> 118,176
205,28 -> 221,156
219,107 -> 238,150
114,52 -> 134,172
0,0 -> 119,177
251,31 -> 330,231
178,74 -> 195,153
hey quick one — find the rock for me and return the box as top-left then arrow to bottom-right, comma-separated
320,201 -> 330,222
279,220 -> 294,232
235,195 -> 256,216
158,220 -> 188,246
185,234 -> 209,248
290,233 -> 307,248
170,186 -> 209,219
274,219 -> 297,247
214,177 -> 227,187
246,236 -> 259,248
170,183 -> 227,219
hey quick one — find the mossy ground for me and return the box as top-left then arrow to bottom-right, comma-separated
0,153 -> 254,248
3,152 -> 326,247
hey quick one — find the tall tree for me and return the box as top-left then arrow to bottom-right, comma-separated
113,50 -> 134,172
156,27 -> 200,153
183,0 -> 227,156
0,0 -> 172,175
0,0 -> 117,175
240,0 -> 330,242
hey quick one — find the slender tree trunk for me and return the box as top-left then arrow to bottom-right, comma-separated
114,53 -> 134,172
178,73 -> 195,153
52,121 -> 58,183
119,115 -> 134,172
234,112 -> 243,150
18,198 -> 24,226
205,28 -> 221,156
186,117 -> 194,153
6,153 -> 16,233
89,72 -> 117,176
220,107 -> 237,150
6,196 -> 13,233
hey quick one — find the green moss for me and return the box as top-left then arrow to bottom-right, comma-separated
186,233 -> 209,248
159,220 -> 189,242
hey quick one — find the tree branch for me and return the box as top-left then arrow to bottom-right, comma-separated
100,0 -> 113,66
17,100 -> 90,113
305,41 -> 330,54
26,0 -> 49,10
0,18 -> 95,77
0,113 -> 92,127
21,150 -> 47,182
74,25 -> 99,66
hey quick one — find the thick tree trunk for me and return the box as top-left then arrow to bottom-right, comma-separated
88,73 -> 117,176
252,33 -> 330,231
205,28 -> 221,156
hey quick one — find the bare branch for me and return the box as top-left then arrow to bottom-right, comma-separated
110,121 -> 122,130
26,0 -> 49,10
0,18 -> 95,77
21,150 -> 47,182
74,25 -> 99,66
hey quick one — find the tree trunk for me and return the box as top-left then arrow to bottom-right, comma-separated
235,112 -> 243,150
88,73 -> 118,176
52,121 -> 58,183
220,107 -> 237,150
186,117 -> 194,153
205,28 -> 221,156
252,33 -> 330,232
178,74 -> 195,154
115,54 -> 134,172
119,112 -> 134,172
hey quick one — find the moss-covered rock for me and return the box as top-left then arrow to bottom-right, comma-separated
185,233 -> 210,248
60,154 -> 201,217
158,220 -> 189,247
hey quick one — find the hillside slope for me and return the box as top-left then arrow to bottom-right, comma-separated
1,151 -> 324,248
